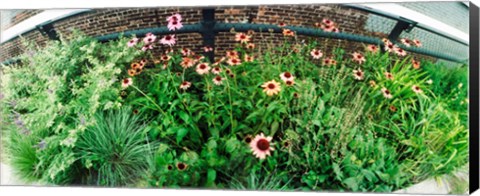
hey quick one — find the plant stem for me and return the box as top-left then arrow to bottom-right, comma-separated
131,85 -> 167,116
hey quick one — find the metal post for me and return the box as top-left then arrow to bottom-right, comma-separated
36,21 -> 60,41
387,18 -> 416,42
201,9 -> 216,63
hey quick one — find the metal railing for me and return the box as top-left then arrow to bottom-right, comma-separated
0,6 -> 469,66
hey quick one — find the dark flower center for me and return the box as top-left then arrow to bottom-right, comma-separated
293,92 -> 299,98
165,36 -> 171,40
314,51 -> 319,55
415,86 -> 420,90
245,137 -> 252,143
240,35 -> 246,39
167,165 -> 173,170
283,141 -> 290,147
267,83 -> 276,89
123,79 -> 129,84
200,64 -> 206,69
256,139 -> 270,151
385,90 -> 391,94
182,82 -> 189,85
177,163 -> 186,170
284,72 -> 292,78
356,71 -> 362,76
229,74 -> 235,78
133,109 -> 139,114
356,55 -> 362,59
215,76 -> 222,81
172,21 -> 178,25
232,59 -> 238,64
286,81 -> 293,85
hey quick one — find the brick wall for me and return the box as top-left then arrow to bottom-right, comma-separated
0,5 -> 441,63
1,10 -> 43,31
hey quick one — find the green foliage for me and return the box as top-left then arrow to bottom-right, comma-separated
0,27 -> 468,192
75,107 -> 154,186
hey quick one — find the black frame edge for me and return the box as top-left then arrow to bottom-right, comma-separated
470,1 -> 480,194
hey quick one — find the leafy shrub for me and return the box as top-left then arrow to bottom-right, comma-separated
75,108 -> 154,186
0,13 -> 469,192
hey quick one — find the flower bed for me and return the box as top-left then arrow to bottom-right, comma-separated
0,13 -> 469,192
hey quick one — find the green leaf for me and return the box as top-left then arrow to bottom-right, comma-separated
178,111 -> 190,123
176,127 -> 189,143
206,169 -> 216,187
343,177 -> 359,191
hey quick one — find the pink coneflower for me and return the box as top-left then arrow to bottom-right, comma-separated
193,55 -> 205,61
384,72 -> 394,80
400,38 -> 412,47
394,47 -> 407,56
180,57 -> 195,69
285,80 -> 295,86
181,48 -> 192,56
282,29 -> 295,36
412,85 -> 423,93
213,57 -> 226,66
310,49 -> 323,59
261,80 -> 281,96
323,57 -> 337,66
278,22 -> 287,27
322,19 -> 335,26
203,46 -> 213,52
244,54 -> 254,62
141,44 -> 153,51
180,81 -> 191,90
332,27 -> 340,33
160,34 -> 176,46
121,78 -> 133,88
127,69 -> 136,77
212,75 -> 225,85
249,133 -> 274,159
279,72 -> 294,82
352,69 -> 364,80
322,24 -> 335,32
139,59 -> 147,66
196,63 -> 211,75
143,33 -> 157,44
389,105 -> 397,112
131,62 -> 141,69
165,48 -> 174,54
160,55 -> 171,62
235,32 -> 251,44
168,20 -> 183,31
246,43 -> 255,50
384,42 -> 396,53
367,44 -> 379,53
381,87 -> 393,99
166,13 -> 182,23
227,57 -> 241,66
211,67 -> 222,75
176,162 -> 188,171
352,52 -> 366,64
412,59 -> 421,69
127,38 -> 138,47
226,50 -> 239,59
412,39 -> 422,47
